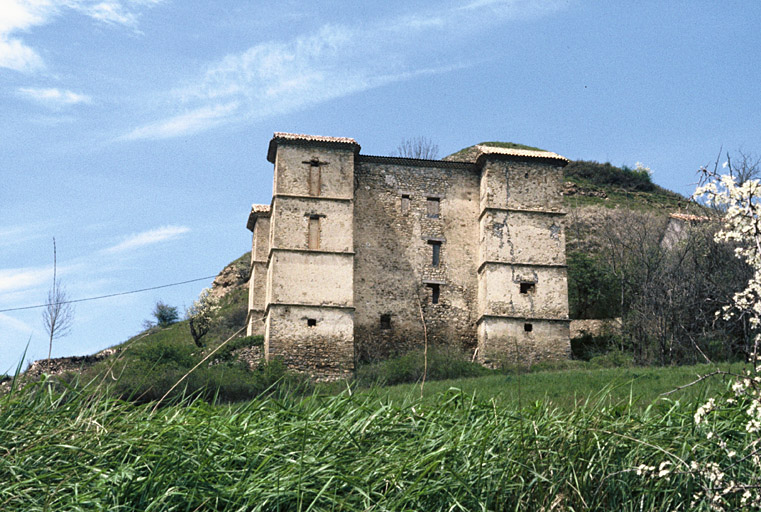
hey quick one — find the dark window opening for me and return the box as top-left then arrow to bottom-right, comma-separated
427,283 -> 440,304
308,215 -> 320,250
427,197 -> 440,218
520,282 -> 536,294
429,240 -> 442,266
401,194 -> 410,214
307,318 -> 317,327
309,164 -> 321,196
380,314 -> 391,330
524,323 -> 533,332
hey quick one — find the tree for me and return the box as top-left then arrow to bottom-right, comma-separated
186,288 -> 219,347
42,237 -> 74,360
150,301 -> 179,328
394,136 -> 439,159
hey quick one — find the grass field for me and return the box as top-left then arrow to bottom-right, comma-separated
1,362 -> 756,510
356,362 -> 746,411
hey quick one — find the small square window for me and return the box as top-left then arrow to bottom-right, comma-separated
307,318 -> 317,327
426,197 -> 440,218
520,282 -> 536,294
524,323 -> 533,332
380,314 -> 391,330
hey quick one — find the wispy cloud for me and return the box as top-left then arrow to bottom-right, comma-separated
102,225 -> 190,254
0,0 -> 163,73
0,313 -> 33,334
17,87 -> 92,108
0,266 -> 51,294
122,102 -> 239,140
123,1 -> 568,141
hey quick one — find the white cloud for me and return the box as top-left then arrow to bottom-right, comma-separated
0,313 -> 33,334
123,1 -> 568,140
0,0 -> 163,72
0,266 -> 51,294
121,102 -> 239,140
102,225 -> 190,254
17,87 -> 92,108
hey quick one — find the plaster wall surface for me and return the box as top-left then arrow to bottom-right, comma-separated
274,145 -> 355,199
267,251 -> 354,306
270,197 -> 353,252
477,264 -> 569,318
479,211 -> 565,266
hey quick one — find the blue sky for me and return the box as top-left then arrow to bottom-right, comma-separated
1,0 -> 760,373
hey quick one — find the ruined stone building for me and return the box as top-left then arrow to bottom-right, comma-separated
246,132 -> 571,377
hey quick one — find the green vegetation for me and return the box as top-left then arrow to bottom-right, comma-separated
1,364 -> 754,511
445,140 -> 546,161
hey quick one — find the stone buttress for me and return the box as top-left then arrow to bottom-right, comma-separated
475,146 -> 571,365
259,133 -> 358,378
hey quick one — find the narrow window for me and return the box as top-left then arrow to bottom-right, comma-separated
427,283 -> 440,304
519,282 -> 536,294
401,194 -> 410,214
307,318 -> 317,327
428,240 -> 442,267
426,197 -> 440,218
309,163 -> 321,196
524,323 -> 533,332
308,215 -> 320,250
380,314 -> 391,330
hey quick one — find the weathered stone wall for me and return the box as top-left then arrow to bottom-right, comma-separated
478,264 -> 568,318
267,251 -> 353,306
476,157 -> 570,363
250,134 -> 572,377
270,197 -> 353,252
264,305 -> 354,378
353,158 -> 480,361
264,140 -> 356,376
247,215 -> 270,336
273,145 -> 355,199
477,318 -> 571,366
479,211 -> 565,266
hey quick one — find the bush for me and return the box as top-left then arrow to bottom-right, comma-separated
589,350 -> 634,368
565,160 -> 655,192
112,353 -> 310,404
356,346 -> 490,386
151,301 -> 179,328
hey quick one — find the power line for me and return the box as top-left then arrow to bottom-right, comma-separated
0,275 -> 218,313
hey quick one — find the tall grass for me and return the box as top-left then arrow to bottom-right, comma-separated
0,371 -> 751,510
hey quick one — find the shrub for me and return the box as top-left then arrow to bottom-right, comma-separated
589,349 -> 634,368
151,301 -> 179,328
565,160 -> 655,192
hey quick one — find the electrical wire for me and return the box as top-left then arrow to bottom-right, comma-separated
0,275 -> 218,313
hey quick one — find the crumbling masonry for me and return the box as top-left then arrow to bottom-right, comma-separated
247,133 -> 570,378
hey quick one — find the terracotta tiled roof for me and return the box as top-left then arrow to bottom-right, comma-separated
250,204 -> 271,215
272,132 -> 358,145
268,132 -> 360,162
247,204 -> 271,231
475,145 -> 569,164
669,212 -> 710,222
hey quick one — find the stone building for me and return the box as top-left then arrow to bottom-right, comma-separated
246,132 -> 571,378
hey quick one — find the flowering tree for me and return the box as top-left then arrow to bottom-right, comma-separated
186,288 -> 219,347
640,159 -> 761,509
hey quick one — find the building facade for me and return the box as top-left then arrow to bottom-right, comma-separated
247,133 -> 570,378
